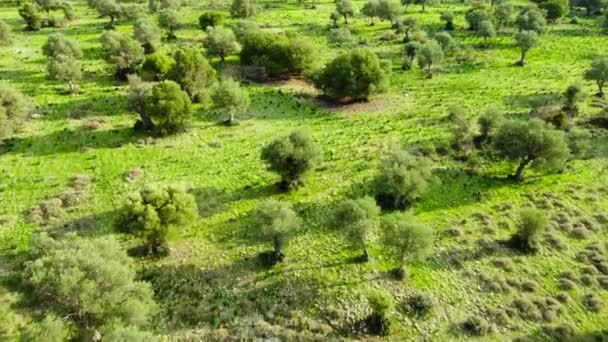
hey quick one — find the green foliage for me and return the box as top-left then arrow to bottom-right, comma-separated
199,11 -> 225,30
210,78 -> 250,125
515,30 -> 539,65
508,208 -> 548,253
0,287 -> 23,341
517,8 -> 547,33
377,0 -> 402,25
100,31 -> 145,79
261,130 -> 322,189
491,118 -> 570,180
562,84 -> 585,116
495,2 -> 514,27
134,18 -> 162,54
567,127 -> 592,159
203,26 -> 241,64
477,108 -> 503,144
159,8 -> 181,39
168,47 -> 216,102
252,200 -> 300,261
335,0 -> 354,24
47,55 -> 81,93
362,0 -> 380,24
333,197 -> 380,260
24,234 -> 157,334
142,51 -> 175,80
313,48 -> 390,101
239,29 -> 317,78
477,20 -> 496,46
230,0 -> 256,18
42,33 -> 83,59
145,80 -> 193,135
584,57 -> 608,96
19,3 -> 43,31
434,31 -> 454,52
20,315 -> 68,342
382,212 -> 433,275
541,1 -> 566,22
440,11 -> 454,30
120,183 -> 197,251
448,106 -> 475,149
417,40 -> 443,77
365,291 -> 393,335
466,8 -> 491,31
0,83 -> 33,140
372,146 -> 433,210
0,20 -> 11,45
397,16 -> 417,42
329,27 -> 355,46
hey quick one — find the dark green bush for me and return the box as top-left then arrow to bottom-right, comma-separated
507,208 -> 548,254
199,11 -> 225,30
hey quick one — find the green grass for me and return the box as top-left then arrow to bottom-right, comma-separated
1,0 -> 608,339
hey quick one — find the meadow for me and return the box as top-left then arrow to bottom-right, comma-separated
1,0 -> 608,339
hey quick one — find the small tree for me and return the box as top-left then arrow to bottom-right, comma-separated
261,130 -> 322,190
397,16 -> 418,42
440,11 -> 454,30
333,197 -> 380,262
159,8 -> 181,39
417,40 -> 443,77
313,48 -> 390,101
584,57 -> 608,97
91,0 -> 121,28
362,0 -> 380,25
516,8 -> 546,33
134,18 -> 162,54
145,80 -> 193,135
199,11 -> 225,30
0,20 -> 12,45
372,146 -> 433,210
20,315 -> 68,342
230,0 -> 256,18
210,78 -> 250,125
120,184 -> 197,254
434,31 -> 454,53
0,84 -> 33,140
476,108 -> 502,146
335,0 -> 354,24
19,3 -> 43,31
514,30 -> 538,66
466,8 -> 491,31
382,212 -> 433,279
100,31 -> 145,79
541,1 -> 566,23
252,200 -> 299,264
168,47 -> 216,102
477,20 -> 495,47
24,234 -> 157,335
562,84 -> 585,116
42,33 -> 83,59
142,51 -> 175,80
448,106 -> 475,149
495,1 -> 514,28
491,118 -> 570,181
506,208 -> 547,253
47,55 -> 81,93
127,75 -> 154,130
377,0 -> 402,25
203,26 -> 241,67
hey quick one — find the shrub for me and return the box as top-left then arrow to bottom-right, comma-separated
239,29 -> 317,79
142,51 -> 175,80
332,197 -> 380,262
134,18 -> 162,54
261,130 -> 322,190
203,26 -> 241,66
0,84 -> 34,140
210,78 -> 250,125
168,47 -> 216,102
491,118 -> 569,180
515,30 -> 539,66
372,146 -> 433,210
119,184 -> 197,254
460,316 -> 491,336
0,20 -> 11,45
24,234 -> 157,334
562,84 -> 585,116
199,11 -> 225,30
404,293 -> 433,316
476,108 -> 502,145
584,57 -> 608,97
329,27 -> 355,46
541,1 -> 566,22
507,208 -> 548,253
382,212 -> 433,279
516,8 -> 546,33
230,0 -> 256,18
20,315 -> 68,342
335,0 -> 354,24
19,3 -> 43,31
42,33 -> 83,59
582,293 -> 603,312
127,75 -> 153,130
362,0 -> 380,25
365,291 -> 393,336
434,31 -> 454,53
440,11 -> 454,30
313,48 -> 390,101
377,0 -> 402,25
252,200 -> 299,264
145,80 -> 193,135
100,31 -> 145,79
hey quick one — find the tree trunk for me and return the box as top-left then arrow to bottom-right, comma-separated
518,50 -> 526,66
344,14 -> 348,24
513,157 -> 531,181
598,81 -> 604,97
361,247 -> 369,262
422,3 -> 425,12
220,55 -> 225,69
273,237 -> 283,261
67,81 -> 75,94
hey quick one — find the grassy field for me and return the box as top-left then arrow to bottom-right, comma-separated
1,0 -> 608,339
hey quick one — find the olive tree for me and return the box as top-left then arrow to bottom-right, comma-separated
119,184 -> 197,254
491,118 -> 570,181
134,18 -> 162,54
142,51 -> 175,80
382,212 -> 433,279
397,16 -> 417,42
230,0 -> 256,18
477,20 -> 495,47
476,108 -> 503,146
19,3 -> 43,31
168,47 -> 216,102
414,0 -> 437,13
20,315 -> 68,342
362,0 -> 380,25
313,48 -> 390,101
516,8 -> 546,33
506,208 -> 547,253
47,55 -> 81,93
127,75 -> 153,130
333,197 -> 380,262
434,31 -> 454,53
440,11 -> 454,30
24,234 -> 157,336
145,80 -> 193,135
100,31 -> 145,79
199,11 -> 225,30
562,84 -> 585,116
495,1 -> 514,28
514,30 -> 538,66
466,8 -> 491,31
335,0 -> 354,24
372,146 -> 433,210
0,84 -> 34,140
417,40 -> 443,77
42,33 -> 82,59
210,78 -> 250,125
261,130 -> 322,190
584,57 -> 608,97
0,20 -> 11,45
159,7 -> 181,39
90,0 -> 121,28
252,200 -> 299,264
377,0 -> 402,25
203,26 -> 241,67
